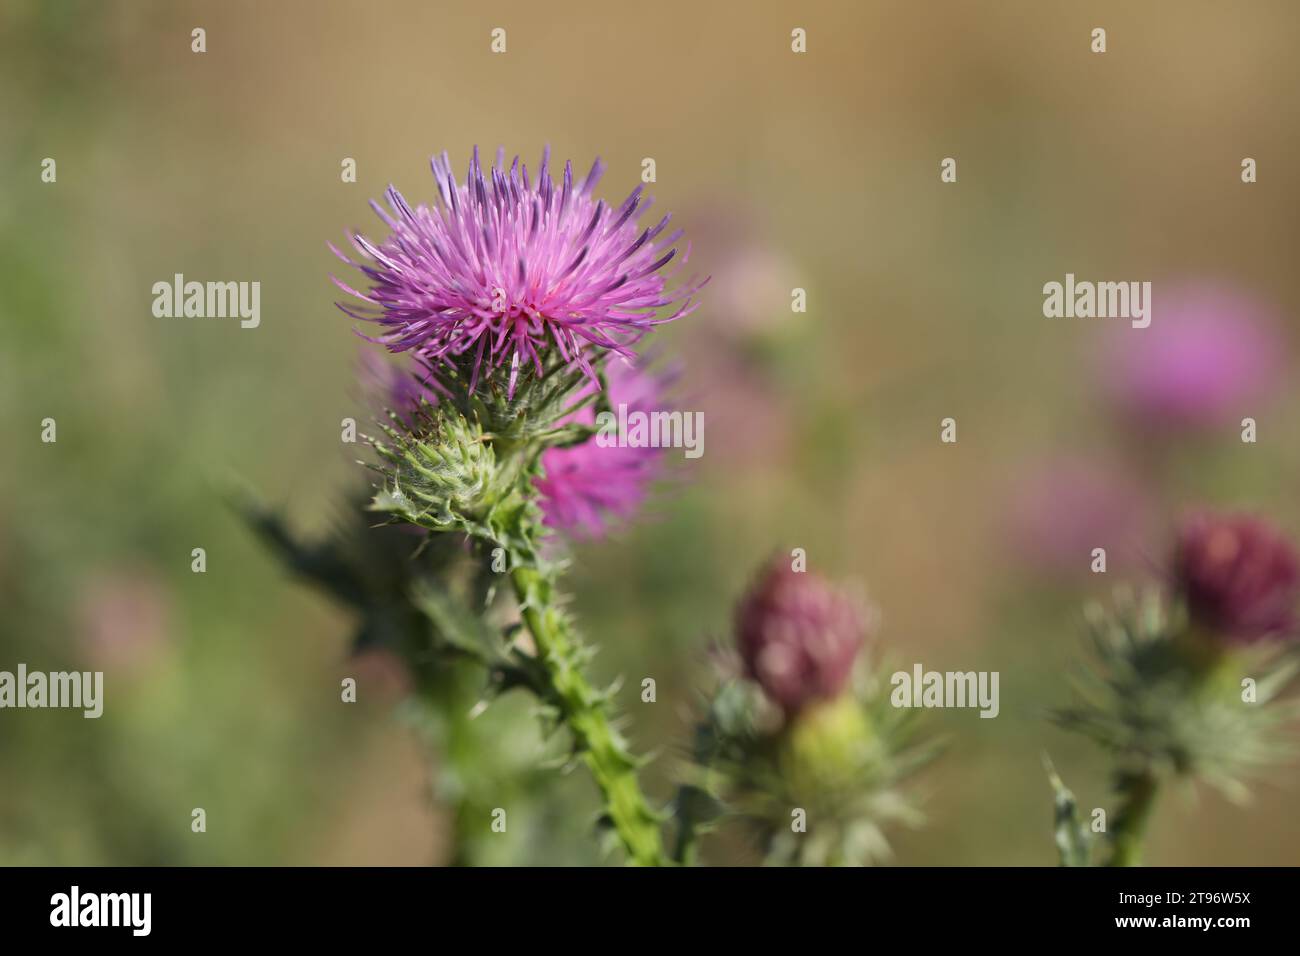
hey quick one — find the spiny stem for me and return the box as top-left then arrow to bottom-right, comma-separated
1106,770 -> 1159,867
509,564 -> 669,866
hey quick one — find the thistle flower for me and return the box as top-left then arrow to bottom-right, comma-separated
674,564 -> 933,866
1174,512 -> 1300,644
1052,581 -> 1300,866
331,146 -> 706,396
1100,282 -> 1285,430
735,559 -> 866,715
1052,514 -> 1300,864
534,356 -> 673,538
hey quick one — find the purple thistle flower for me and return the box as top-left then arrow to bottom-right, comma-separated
734,559 -> 867,715
1100,282 -> 1285,430
331,146 -> 706,396
1174,512 -> 1300,643
534,356 -> 673,539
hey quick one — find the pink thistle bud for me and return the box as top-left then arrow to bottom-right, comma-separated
735,559 -> 866,715
1174,512 -> 1300,643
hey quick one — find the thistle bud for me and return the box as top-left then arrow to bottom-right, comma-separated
1174,512 -> 1300,643
735,559 -> 866,715
780,694 -> 876,792
369,409 -> 501,532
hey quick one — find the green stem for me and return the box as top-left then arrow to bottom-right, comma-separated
509,564 -> 669,866
1106,770 -> 1159,866
673,828 -> 698,866
671,784 -> 707,865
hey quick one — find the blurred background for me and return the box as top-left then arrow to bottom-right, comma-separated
2,0 -> 1299,865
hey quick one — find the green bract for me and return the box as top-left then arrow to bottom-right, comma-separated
679,655 -> 938,867
1054,588 -> 1300,799
1049,587 -> 1300,866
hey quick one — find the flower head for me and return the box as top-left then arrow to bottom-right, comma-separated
534,355 -> 673,538
735,559 -> 867,715
1101,282 -> 1285,430
1174,512 -> 1300,643
332,146 -> 706,396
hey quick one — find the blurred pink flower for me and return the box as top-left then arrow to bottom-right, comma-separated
685,198 -> 797,341
675,197 -> 796,466
77,569 -> 172,671
1101,281 -> 1286,430
694,352 -> 792,466
1174,511 -> 1300,644
707,245 -> 796,342
535,355 -> 675,539
1006,456 -> 1153,577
